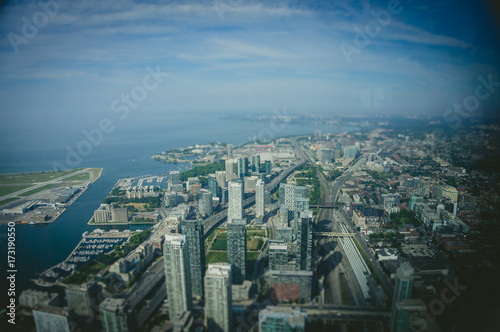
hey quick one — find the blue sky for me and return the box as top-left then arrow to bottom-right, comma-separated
0,0 -> 499,134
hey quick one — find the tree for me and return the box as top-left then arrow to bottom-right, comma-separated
179,161 -> 225,181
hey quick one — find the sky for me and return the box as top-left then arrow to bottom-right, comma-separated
0,0 -> 499,137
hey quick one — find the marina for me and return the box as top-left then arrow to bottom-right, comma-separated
34,230 -> 131,287
113,174 -> 172,191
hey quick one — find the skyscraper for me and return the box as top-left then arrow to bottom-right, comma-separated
251,155 -> 261,173
215,170 -> 226,189
279,183 -> 296,221
199,189 -> 213,217
391,299 -> 427,332
168,170 -> 181,191
294,186 -> 308,201
294,186 -> 309,224
293,197 -> 309,237
100,298 -> 131,332
221,187 -> 228,204
279,183 -> 287,208
255,179 -> 265,218
225,159 -> 235,182
296,211 -> 313,271
393,261 -> 414,302
169,170 -> 180,185
238,157 -> 248,178
227,219 -> 247,284
228,179 -> 244,224
343,145 -> 358,158
164,234 -> 192,320
180,220 -> 205,300
265,160 -> 271,175
390,262 -> 415,332
33,306 -> 73,332
64,282 -> 100,318
238,158 -> 243,178
244,157 -> 249,176
275,223 -> 293,244
294,198 -> 309,219
269,241 -> 288,271
208,174 -> 219,198
227,144 -> 232,159
165,191 -> 177,207
205,263 -> 233,332
320,148 -> 332,163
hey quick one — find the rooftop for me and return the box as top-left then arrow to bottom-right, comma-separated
206,263 -> 231,276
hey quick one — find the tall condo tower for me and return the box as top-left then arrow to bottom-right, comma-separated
255,179 -> 265,218
164,234 -> 192,320
227,219 -> 247,284
205,263 -> 233,332
180,220 -> 205,300
228,179 -> 244,224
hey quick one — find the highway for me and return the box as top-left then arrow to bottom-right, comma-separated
126,257 -> 165,309
331,155 -> 368,204
297,143 -> 331,202
202,139 -> 306,239
203,208 -> 228,237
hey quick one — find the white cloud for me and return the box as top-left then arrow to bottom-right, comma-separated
0,0 -> 497,115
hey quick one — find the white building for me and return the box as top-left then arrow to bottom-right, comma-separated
168,170 -> 181,189
92,204 -> 128,224
228,179 -> 244,224
215,171 -> 227,189
375,248 -> 398,261
164,234 -> 192,320
33,306 -> 73,332
255,179 -> 265,218
199,189 -> 213,217
205,263 -> 233,332
225,159 -> 236,182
